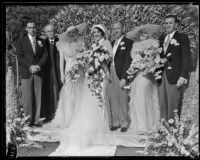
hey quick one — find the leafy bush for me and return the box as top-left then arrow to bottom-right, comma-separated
50,4 -> 199,71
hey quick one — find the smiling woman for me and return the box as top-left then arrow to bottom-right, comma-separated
92,27 -> 105,43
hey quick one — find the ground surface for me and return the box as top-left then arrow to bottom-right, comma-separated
17,142 -> 149,157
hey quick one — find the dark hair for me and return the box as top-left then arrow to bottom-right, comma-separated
26,20 -> 36,27
93,27 -> 105,36
165,14 -> 180,23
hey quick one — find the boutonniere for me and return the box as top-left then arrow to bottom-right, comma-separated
120,41 -> 125,46
120,46 -> 126,50
37,40 -> 43,47
170,39 -> 179,46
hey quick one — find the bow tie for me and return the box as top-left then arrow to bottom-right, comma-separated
50,40 -> 54,45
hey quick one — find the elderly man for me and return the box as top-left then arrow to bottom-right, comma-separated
41,24 -> 62,123
107,21 -> 133,132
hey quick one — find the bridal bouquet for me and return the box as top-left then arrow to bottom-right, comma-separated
124,43 -> 165,90
144,110 -> 199,158
85,45 -> 112,106
66,48 -> 89,83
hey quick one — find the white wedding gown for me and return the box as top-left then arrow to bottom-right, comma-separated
128,39 -> 160,133
30,41 -> 117,156
28,39 -> 161,156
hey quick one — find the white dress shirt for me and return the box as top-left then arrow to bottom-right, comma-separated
164,30 -> 176,53
28,34 -> 36,51
113,35 -> 124,57
112,35 -> 124,65
28,34 -> 40,71
49,38 -> 55,45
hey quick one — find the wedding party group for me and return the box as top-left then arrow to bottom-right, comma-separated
15,13 -> 191,156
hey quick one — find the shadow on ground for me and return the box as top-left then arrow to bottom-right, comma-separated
17,142 -> 150,157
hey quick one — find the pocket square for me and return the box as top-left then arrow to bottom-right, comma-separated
121,47 -> 126,50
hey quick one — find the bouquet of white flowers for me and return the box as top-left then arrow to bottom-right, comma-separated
85,45 -> 112,106
124,40 -> 165,90
144,110 -> 199,158
65,47 -> 89,83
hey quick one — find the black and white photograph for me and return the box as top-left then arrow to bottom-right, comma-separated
4,2 -> 199,157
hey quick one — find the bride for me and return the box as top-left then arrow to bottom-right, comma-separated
126,24 -> 162,133
34,24 -> 117,156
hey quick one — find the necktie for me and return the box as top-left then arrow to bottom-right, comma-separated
32,38 -> 36,53
114,39 -> 118,47
113,39 -> 118,53
164,34 -> 170,54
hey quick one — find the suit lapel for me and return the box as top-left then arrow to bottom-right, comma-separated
25,35 -> 35,55
115,36 -> 126,57
166,31 -> 178,54
35,37 -> 40,55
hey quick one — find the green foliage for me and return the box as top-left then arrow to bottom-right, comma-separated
50,4 -> 199,71
6,4 -> 199,71
6,5 -> 60,42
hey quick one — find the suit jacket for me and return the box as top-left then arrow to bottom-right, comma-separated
15,35 -> 48,79
45,37 -> 62,91
159,31 -> 191,84
111,36 -> 133,80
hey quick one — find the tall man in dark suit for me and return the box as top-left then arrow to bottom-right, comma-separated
16,21 -> 48,127
158,14 -> 191,121
107,21 -> 133,132
41,24 -> 62,123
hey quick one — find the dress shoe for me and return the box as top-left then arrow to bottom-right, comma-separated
43,117 -> 52,123
110,126 -> 119,131
34,123 -> 42,127
120,127 -> 128,132
28,123 -> 34,127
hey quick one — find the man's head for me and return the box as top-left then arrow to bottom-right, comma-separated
164,14 -> 179,34
44,24 -> 55,40
25,20 -> 36,37
112,21 -> 124,39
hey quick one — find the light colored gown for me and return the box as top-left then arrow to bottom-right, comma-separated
128,39 -> 160,133
30,40 -> 117,156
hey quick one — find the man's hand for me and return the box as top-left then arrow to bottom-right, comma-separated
176,77 -> 187,88
120,79 -> 126,88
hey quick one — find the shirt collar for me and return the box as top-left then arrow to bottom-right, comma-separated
49,38 -> 55,42
28,34 -> 36,41
168,30 -> 176,39
116,35 -> 124,44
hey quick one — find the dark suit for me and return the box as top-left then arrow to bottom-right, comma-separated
41,37 -> 62,120
16,35 -> 48,124
158,31 -> 191,120
107,36 -> 133,128
111,36 -> 133,80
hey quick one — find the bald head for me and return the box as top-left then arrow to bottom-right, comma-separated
44,24 -> 55,31
44,24 -> 55,40
112,21 -> 124,39
112,21 -> 123,29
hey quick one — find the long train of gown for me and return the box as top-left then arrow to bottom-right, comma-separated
28,59 -> 84,141
49,78 -> 117,156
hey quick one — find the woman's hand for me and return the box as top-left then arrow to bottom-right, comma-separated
102,63 -> 109,74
